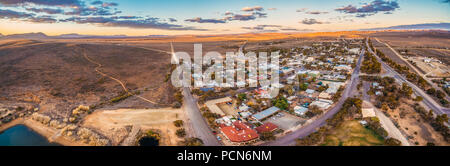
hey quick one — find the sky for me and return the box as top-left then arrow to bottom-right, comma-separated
0,0 -> 449,36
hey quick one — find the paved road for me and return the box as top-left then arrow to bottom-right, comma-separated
367,39 -> 450,116
170,43 -> 221,146
362,82 -> 410,146
262,48 -> 366,146
182,87 -> 221,146
374,38 -> 450,102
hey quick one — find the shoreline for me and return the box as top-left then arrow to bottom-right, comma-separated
0,118 -> 25,134
0,118 -> 89,146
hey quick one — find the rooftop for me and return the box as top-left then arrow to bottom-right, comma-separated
220,121 -> 259,142
255,122 -> 278,133
252,106 -> 280,121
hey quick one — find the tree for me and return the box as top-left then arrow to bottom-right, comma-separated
427,110 -> 434,120
259,132 -> 276,141
176,128 -> 186,138
384,138 -> 402,146
427,88 -> 436,95
173,120 -> 184,127
181,137 -> 204,146
272,96 -> 289,110
436,114 -> 449,125
299,83 -> 308,91
414,96 -> 423,102
401,83 -> 413,98
237,93 -> 247,102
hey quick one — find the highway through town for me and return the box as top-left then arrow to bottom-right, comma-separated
374,38 -> 450,102
366,39 -> 450,116
263,47 -> 366,146
170,43 -> 222,146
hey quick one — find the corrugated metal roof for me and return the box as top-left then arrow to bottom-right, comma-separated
252,106 -> 280,121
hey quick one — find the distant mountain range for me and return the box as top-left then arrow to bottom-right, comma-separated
0,32 -> 169,39
361,23 -> 450,31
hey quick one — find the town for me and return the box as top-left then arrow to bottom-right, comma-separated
185,38 -> 364,145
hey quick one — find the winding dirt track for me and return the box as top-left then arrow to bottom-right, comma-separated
82,50 -> 159,105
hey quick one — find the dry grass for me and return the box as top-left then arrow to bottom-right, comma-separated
322,121 -> 385,146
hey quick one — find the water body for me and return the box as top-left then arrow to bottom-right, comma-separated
0,125 -> 60,146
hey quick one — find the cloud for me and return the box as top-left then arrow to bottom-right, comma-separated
300,18 -> 328,25
189,7 -> 268,23
280,28 -> 313,32
225,13 -> 256,21
0,0 -> 83,7
335,0 -> 400,17
242,25 -> 312,32
62,16 -> 206,30
91,1 -> 118,7
0,0 -> 123,16
0,8 -> 57,23
168,18 -> 177,22
241,6 -> 263,12
185,17 -> 226,24
0,8 -> 34,19
267,8 -> 277,11
25,7 -> 64,14
242,25 -> 282,30
296,8 -> 308,12
306,11 -> 329,15
224,11 -> 233,15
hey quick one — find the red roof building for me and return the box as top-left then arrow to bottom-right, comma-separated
220,121 -> 259,143
255,122 -> 278,133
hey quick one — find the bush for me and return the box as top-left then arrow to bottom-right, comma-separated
384,138 -> 402,146
181,137 -> 204,146
173,120 -> 184,127
176,128 -> 186,138
259,132 -> 276,141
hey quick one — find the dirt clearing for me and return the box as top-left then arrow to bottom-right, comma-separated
82,108 -> 186,146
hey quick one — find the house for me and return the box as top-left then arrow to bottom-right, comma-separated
324,82 -> 343,94
239,104 -> 250,112
372,82 -> 380,88
310,99 -> 333,110
334,65 -> 352,72
220,121 -> 259,143
318,92 -> 332,100
349,48 -> 360,54
305,89 -> 315,95
252,106 -> 280,121
255,122 -> 278,133
294,106 -> 309,116
239,112 -> 252,119
375,91 -> 383,96
205,97 -> 233,116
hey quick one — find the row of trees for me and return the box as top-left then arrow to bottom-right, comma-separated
361,52 -> 381,74
413,104 -> 449,142
369,41 -> 448,106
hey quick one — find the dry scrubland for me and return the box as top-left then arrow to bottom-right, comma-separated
368,31 -> 450,65
0,40 -> 174,116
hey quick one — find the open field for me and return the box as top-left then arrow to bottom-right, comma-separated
82,108 -> 185,146
321,121 -> 385,146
